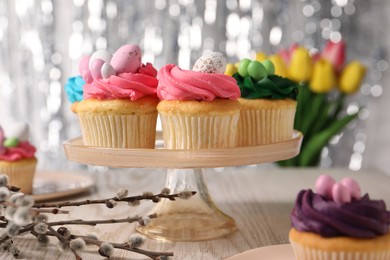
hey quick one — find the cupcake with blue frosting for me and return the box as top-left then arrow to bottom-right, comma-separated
65,75 -> 85,113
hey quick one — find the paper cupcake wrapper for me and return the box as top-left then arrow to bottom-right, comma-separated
159,113 -> 240,149
290,240 -> 390,260
237,107 -> 296,146
0,159 -> 37,194
78,113 -> 157,148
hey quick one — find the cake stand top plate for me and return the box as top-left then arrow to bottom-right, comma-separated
63,131 -> 302,169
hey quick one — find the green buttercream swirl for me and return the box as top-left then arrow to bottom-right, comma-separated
233,73 -> 299,100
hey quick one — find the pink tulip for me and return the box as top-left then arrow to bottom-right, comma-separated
320,40 -> 346,72
278,43 -> 298,65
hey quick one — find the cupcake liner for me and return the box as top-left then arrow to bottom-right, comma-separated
237,107 -> 296,146
290,240 -> 390,260
78,113 -> 157,148
0,159 -> 37,194
159,113 -> 240,149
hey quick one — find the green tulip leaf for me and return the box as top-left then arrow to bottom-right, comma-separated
299,112 -> 359,166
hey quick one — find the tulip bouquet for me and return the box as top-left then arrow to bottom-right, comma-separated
226,40 -> 367,167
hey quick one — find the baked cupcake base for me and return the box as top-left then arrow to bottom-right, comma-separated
0,158 -> 37,194
76,97 -> 158,148
157,99 -> 240,149
289,228 -> 390,260
237,98 -> 296,146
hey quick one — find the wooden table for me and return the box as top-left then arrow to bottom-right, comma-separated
8,167 -> 390,259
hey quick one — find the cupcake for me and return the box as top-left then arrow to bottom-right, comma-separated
290,175 -> 390,260
65,75 -> 85,113
233,59 -> 298,146
157,52 -> 241,149
0,123 -> 37,194
75,44 -> 159,148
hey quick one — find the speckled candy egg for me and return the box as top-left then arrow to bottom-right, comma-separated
110,44 -> 142,74
192,52 -> 227,74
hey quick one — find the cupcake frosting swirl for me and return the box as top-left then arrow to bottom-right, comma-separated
65,76 -> 85,103
291,189 -> 390,238
84,63 -> 158,101
0,142 -> 36,162
157,64 -> 241,101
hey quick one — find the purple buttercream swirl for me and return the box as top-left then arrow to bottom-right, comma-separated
291,189 -> 390,238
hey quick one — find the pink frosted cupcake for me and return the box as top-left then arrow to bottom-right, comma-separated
75,44 -> 159,148
0,123 -> 37,194
157,52 -> 241,149
290,175 -> 390,260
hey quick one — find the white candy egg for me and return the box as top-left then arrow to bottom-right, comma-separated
89,50 -> 113,70
101,63 -> 116,79
192,52 -> 227,74
2,121 -> 29,141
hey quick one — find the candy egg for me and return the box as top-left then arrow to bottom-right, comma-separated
237,59 -> 251,77
101,63 -> 116,79
90,59 -> 105,80
4,137 -> 19,148
248,60 -> 268,80
79,56 -> 93,83
315,174 -> 336,199
261,60 -> 275,75
3,122 -> 29,142
332,183 -> 351,203
89,50 -> 112,70
340,177 -> 361,200
111,44 -> 142,74
192,52 -> 227,74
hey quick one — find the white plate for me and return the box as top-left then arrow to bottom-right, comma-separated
31,171 -> 94,202
225,244 -> 295,260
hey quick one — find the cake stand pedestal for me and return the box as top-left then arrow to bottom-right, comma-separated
63,131 -> 302,241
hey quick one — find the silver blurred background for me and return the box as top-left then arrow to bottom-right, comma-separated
0,0 -> 389,173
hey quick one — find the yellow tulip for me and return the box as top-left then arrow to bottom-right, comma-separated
288,47 -> 312,82
339,61 -> 366,94
224,63 -> 238,76
268,54 -> 288,77
309,59 -> 336,93
255,52 -> 267,62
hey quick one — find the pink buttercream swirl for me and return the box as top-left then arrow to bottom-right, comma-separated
0,142 -> 36,162
83,63 -> 158,101
157,64 -> 241,101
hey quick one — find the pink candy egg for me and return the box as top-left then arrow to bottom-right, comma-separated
79,56 -> 93,83
332,183 -> 351,203
110,44 -> 142,74
340,177 -> 361,200
315,175 -> 336,199
90,59 -> 105,79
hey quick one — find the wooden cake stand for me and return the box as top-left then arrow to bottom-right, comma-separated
63,131 -> 303,242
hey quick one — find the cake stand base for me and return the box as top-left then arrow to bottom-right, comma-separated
137,168 -> 236,241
